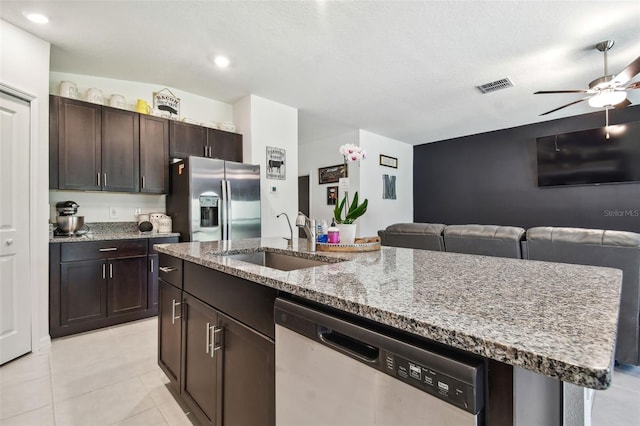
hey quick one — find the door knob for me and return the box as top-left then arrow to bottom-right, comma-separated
5,239 -> 13,245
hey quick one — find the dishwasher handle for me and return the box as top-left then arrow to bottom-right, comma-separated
318,326 -> 379,363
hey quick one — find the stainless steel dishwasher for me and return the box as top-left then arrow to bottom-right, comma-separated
275,298 -> 485,426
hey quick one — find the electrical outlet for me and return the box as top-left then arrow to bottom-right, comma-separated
134,208 -> 141,216
109,207 -> 121,219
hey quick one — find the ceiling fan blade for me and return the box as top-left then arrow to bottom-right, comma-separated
534,90 -> 588,94
539,97 -> 591,116
614,99 -> 632,109
613,56 -> 640,85
624,81 -> 640,90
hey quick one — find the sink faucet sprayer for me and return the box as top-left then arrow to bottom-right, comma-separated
295,212 -> 316,252
276,212 -> 293,248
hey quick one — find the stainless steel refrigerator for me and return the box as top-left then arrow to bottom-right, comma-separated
167,156 -> 261,242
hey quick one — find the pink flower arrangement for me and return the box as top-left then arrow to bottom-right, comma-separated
339,144 -> 366,163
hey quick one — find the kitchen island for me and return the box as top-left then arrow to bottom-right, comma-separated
155,237 -> 622,425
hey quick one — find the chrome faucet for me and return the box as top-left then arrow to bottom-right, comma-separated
276,212 -> 294,248
295,212 -> 316,252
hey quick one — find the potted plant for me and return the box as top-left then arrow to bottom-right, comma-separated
333,144 -> 368,243
333,191 -> 368,225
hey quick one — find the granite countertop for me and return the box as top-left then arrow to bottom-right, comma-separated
154,237 -> 622,390
50,222 -> 180,243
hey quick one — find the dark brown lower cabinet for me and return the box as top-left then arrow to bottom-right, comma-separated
107,256 -> 148,316
158,279 -> 182,392
50,237 -> 178,338
219,312 -> 275,426
60,259 -> 107,326
181,294 -> 222,426
157,256 -> 276,426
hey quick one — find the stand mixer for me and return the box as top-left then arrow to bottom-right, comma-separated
54,201 -> 89,236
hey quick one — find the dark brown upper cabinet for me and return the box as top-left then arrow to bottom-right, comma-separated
208,128 -> 243,162
51,96 -> 140,192
170,121 -> 243,162
169,121 -> 207,159
140,114 -> 169,193
101,106 -> 140,192
53,96 -> 102,191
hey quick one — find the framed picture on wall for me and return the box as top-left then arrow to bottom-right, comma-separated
318,164 -> 346,184
327,186 -> 338,205
266,146 -> 286,180
380,154 -> 398,168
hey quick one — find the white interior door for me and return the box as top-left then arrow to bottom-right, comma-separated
0,91 -> 31,364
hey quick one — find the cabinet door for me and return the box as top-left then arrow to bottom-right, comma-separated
57,97 -> 102,190
169,121 -> 207,160
181,294 -> 222,426
219,312 -> 275,426
107,256 -> 148,316
60,259 -> 107,326
148,254 -> 159,312
207,129 -> 242,162
158,280 -> 182,390
102,107 -> 140,192
140,115 -> 169,193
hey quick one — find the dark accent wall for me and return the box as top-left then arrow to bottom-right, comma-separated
413,106 -> 640,233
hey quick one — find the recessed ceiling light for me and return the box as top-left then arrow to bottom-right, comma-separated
24,12 -> 49,24
214,56 -> 230,68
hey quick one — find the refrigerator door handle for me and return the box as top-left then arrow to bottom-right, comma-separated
221,179 -> 228,240
226,180 -> 232,240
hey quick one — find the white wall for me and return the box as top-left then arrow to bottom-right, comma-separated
359,130 -> 413,236
298,130 -> 359,225
50,72 -> 233,126
298,129 -> 413,238
234,95 -> 298,238
49,191 -> 166,223
1,19 -> 51,349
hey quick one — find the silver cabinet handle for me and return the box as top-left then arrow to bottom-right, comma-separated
97,173 -> 101,186
141,175 -> 145,189
206,324 -> 222,358
150,258 -> 154,273
103,173 -> 107,187
159,266 -> 176,273
109,263 -> 113,279
206,322 -> 212,354
102,263 -> 106,279
171,299 -> 181,324
204,145 -> 208,157
99,247 -> 118,252
212,326 -> 222,355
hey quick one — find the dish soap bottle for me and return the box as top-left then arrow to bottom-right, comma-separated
327,219 -> 340,244
317,220 -> 328,243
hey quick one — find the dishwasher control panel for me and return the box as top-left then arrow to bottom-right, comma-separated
383,352 -> 482,414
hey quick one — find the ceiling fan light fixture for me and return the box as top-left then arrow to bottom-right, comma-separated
587,90 -> 627,108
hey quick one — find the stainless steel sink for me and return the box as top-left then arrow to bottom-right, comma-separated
223,251 -> 333,271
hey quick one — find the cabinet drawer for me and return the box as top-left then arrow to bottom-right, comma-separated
184,262 -> 277,339
61,239 -> 147,262
158,253 -> 183,289
149,236 -> 179,254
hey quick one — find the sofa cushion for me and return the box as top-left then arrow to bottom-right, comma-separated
443,224 -> 525,258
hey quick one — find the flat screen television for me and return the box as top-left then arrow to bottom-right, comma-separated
536,121 -> 640,187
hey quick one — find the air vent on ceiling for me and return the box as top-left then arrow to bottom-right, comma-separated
477,77 -> 514,94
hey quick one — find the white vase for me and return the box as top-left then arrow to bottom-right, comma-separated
337,223 -> 357,244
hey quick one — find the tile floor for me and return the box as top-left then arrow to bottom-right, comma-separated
1,318 -> 639,425
0,318 -> 195,425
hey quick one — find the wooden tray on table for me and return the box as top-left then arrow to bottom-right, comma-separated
316,236 -> 381,252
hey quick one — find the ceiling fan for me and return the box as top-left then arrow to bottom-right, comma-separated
535,40 -> 640,116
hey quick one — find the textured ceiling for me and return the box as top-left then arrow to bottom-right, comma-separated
2,1 -> 639,145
